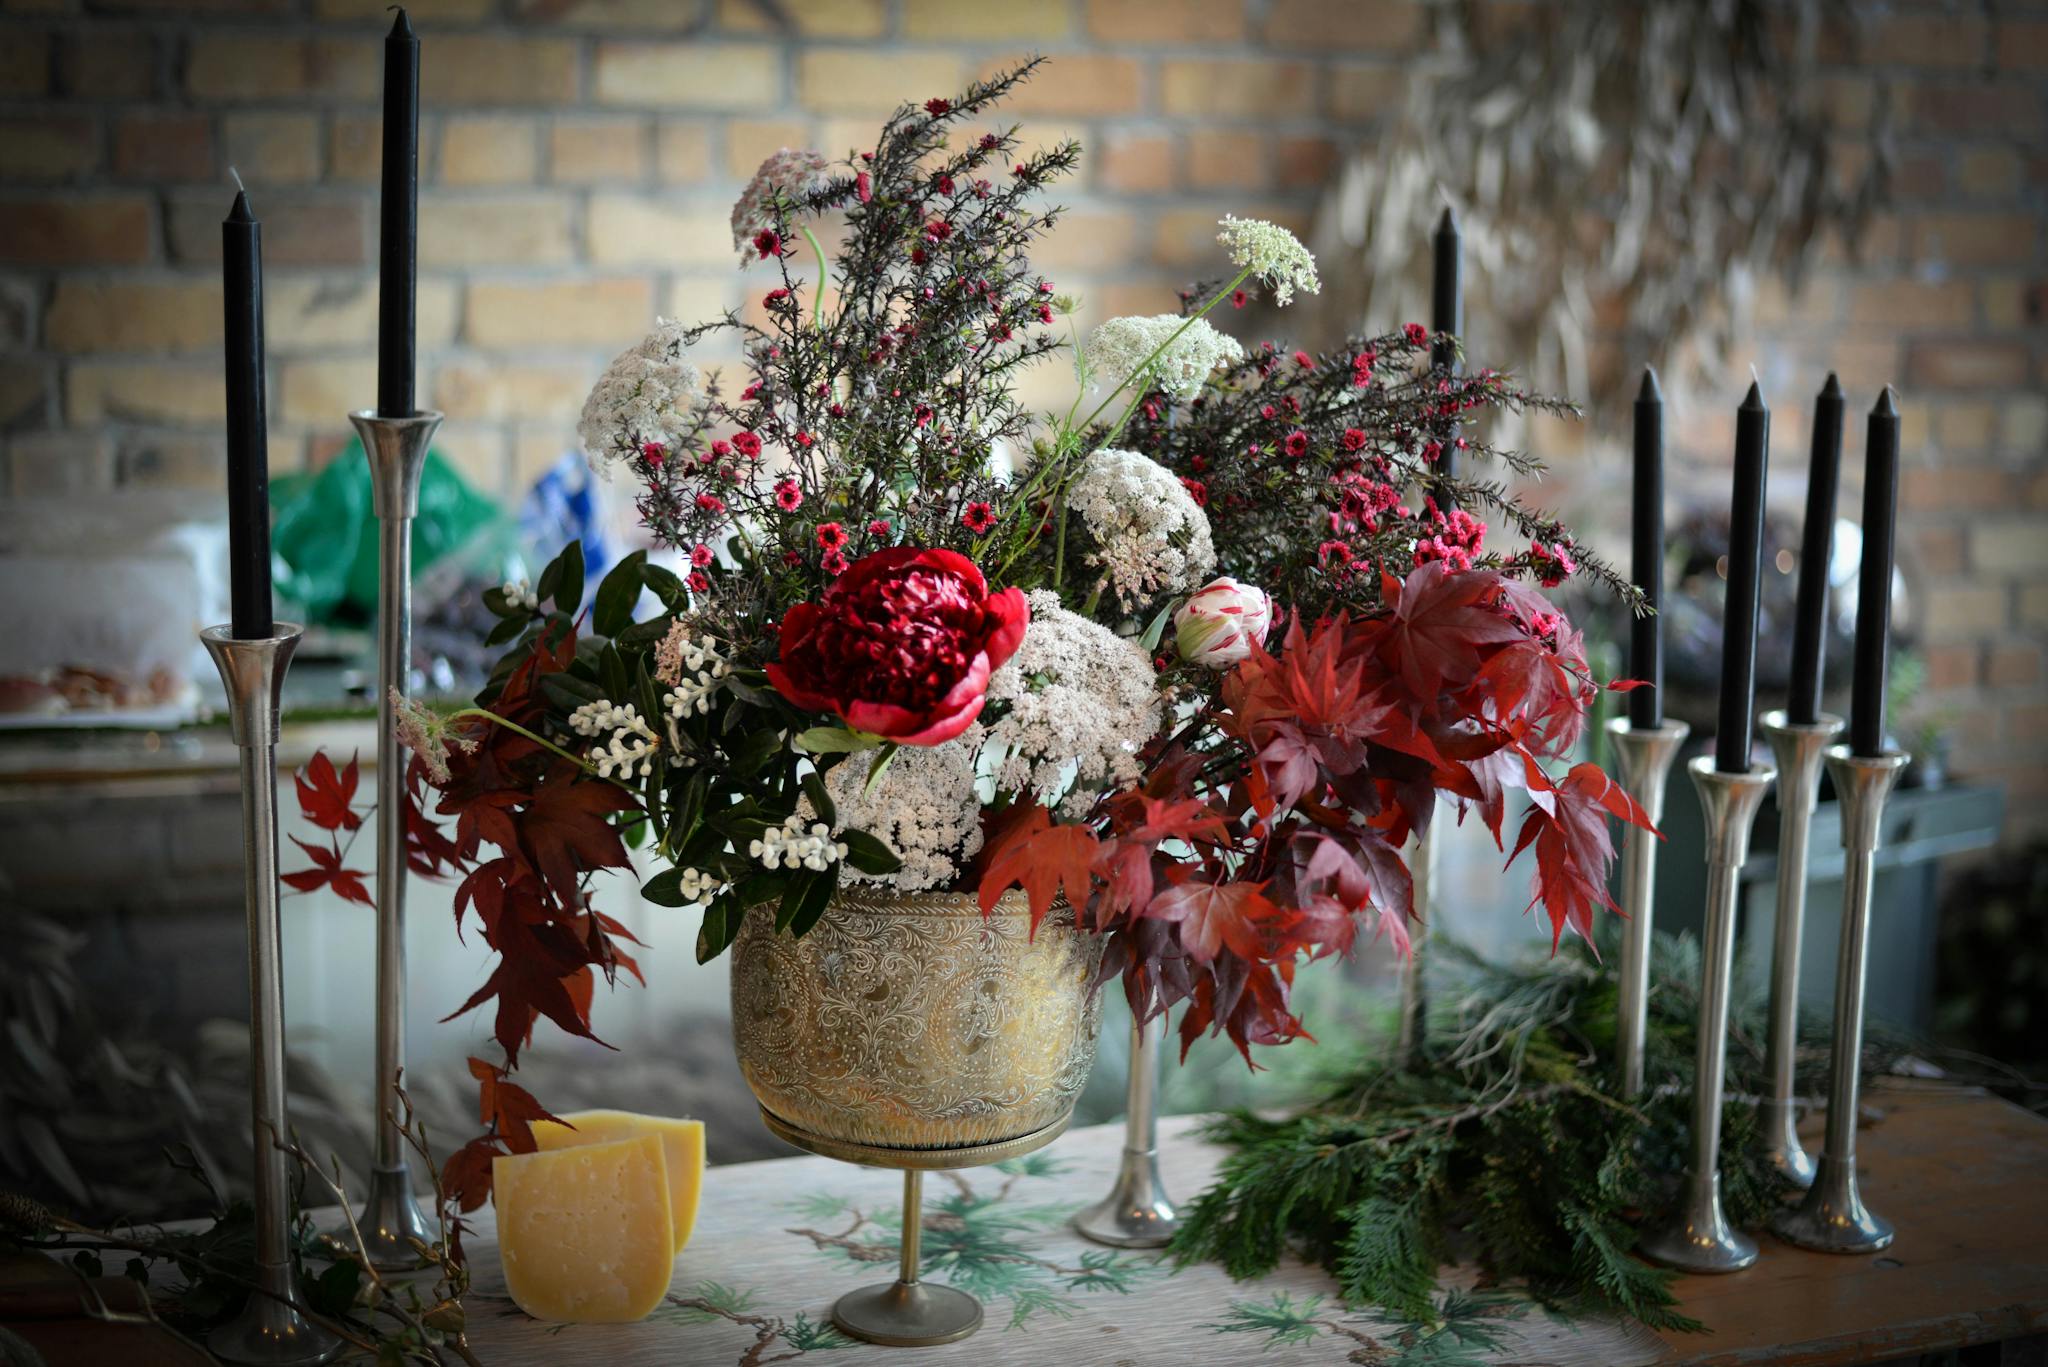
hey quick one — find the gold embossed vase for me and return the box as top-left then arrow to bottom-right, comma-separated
731,888 -> 1108,1347
729,888 -> 1105,1165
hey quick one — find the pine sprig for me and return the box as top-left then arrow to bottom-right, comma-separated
1172,933 -> 1902,1334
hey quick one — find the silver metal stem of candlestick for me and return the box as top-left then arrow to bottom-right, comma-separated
1074,1015 -> 1178,1247
1640,756 -> 1776,1275
1772,746 -> 1908,1255
1606,717 -> 1690,1097
1394,820 -> 1440,1066
200,625 -> 342,1367
1757,710 -> 1845,1188
348,408 -> 442,1269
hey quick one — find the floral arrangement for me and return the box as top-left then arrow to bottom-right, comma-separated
289,61 -> 1649,1219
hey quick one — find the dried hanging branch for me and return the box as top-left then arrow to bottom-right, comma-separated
1306,0 -> 1892,411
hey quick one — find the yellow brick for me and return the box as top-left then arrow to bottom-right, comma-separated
0,116 -> 96,180
1186,129 -> 1267,189
1954,148 -> 2020,197
118,432 -> 238,490
46,280 -> 222,354
2001,395 -> 2047,450
723,120 -> 810,179
0,30 -> 50,98
1844,278 -> 1975,329
1085,0 -> 1242,43
465,277 -> 655,348
435,360 -> 591,420
423,36 -> 579,105
1094,132 -> 1175,194
315,0 -> 494,16
904,0 -> 1069,39
0,197 -> 154,266
418,195 -> 574,266
1913,213 -> 2038,267
0,359 -> 47,425
67,361 -> 226,424
265,276 -> 459,351
1032,208 -> 1141,272
276,357 -> 378,424
1866,12 -> 1988,68
510,0 -> 698,26
1920,584 -> 2011,639
655,122 -> 713,182
716,0 -> 884,37
329,113 -> 381,183
432,420 -> 511,496
223,112 -> 321,183
587,195 -> 732,268
9,431 -> 114,497
550,117 -> 649,183
1161,58 -> 1318,118
796,50 -> 965,115
1973,523 -> 2048,574
188,36 -> 308,99
663,274 -> 740,323
1997,19 -> 2048,70
595,42 -> 782,109
1326,60 -> 1401,122
1266,0 -> 1419,50
60,33 -> 155,100
439,115 -> 539,186
977,54 -> 1142,116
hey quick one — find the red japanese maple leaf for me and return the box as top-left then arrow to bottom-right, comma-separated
1378,563 -> 1525,703
281,835 -> 372,906
468,1055 -> 564,1156
294,751 -> 363,831
516,766 -> 637,907
977,802 -> 1101,934
1510,760 -> 1655,950
1145,878 -> 1285,963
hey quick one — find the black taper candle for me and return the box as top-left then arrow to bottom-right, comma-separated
1716,380 -> 1770,773
1629,366 -> 1664,730
1787,373 -> 1845,723
1431,205 -> 1459,500
376,9 -> 420,418
222,188 -> 272,640
1849,388 -> 1901,757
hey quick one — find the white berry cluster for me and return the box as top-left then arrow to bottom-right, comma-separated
500,577 -> 539,612
568,700 -> 661,780
655,624 -> 730,717
749,814 -> 848,872
671,866 -> 727,909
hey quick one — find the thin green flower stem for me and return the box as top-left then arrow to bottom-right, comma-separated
449,707 -> 595,775
1071,263 -> 1256,436
801,226 -> 829,325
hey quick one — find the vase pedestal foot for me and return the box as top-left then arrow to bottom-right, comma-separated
831,1279 -> 983,1348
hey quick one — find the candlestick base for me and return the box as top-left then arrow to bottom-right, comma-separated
1605,717 -> 1690,1099
207,1285 -> 343,1367
1769,1154 -> 1894,1254
1075,1017 -> 1179,1248
1637,1172 -> 1759,1275
357,1160 -> 436,1270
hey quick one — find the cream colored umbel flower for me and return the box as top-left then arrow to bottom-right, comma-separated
576,317 -> 703,473
1067,447 -> 1217,606
1217,216 -> 1321,306
1084,314 -> 1245,399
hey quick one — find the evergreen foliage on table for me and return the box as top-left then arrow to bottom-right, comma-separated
1171,934 -> 1898,1333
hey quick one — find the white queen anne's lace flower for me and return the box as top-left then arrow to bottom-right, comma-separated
1067,447 -> 1217,605
814,727 -> 986,893
1084,314 -> 1244,400
985,591 -> 1163,809
1217,216 -> 1320,306
731,148 -> 831,259
577,317 -> 703,474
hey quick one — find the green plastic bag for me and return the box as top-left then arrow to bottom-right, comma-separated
271,438 -> 504,625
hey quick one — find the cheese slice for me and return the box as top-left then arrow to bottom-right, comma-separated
530,1110 -> 705,1255
493,1133 -> 674,1323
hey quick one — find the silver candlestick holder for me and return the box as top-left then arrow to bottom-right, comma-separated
1393,821 -> 1440,1067
201,625 -> 343,1367
348,408 -> 443,1269
1074,1015 -> 1178,1248
1757,710 -> 1845,1188
1605,717 -> 1690,1097
1772,745 -> 1908,1254
1639,756 -> 1776,1275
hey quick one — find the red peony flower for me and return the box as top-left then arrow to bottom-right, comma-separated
766,547 -> 1029,746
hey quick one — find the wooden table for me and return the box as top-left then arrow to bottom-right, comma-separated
441,1082 -> 2047,1366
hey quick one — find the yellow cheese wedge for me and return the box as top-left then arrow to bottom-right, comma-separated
493,1133 -> 673,1323
530,1110 -> 705,1255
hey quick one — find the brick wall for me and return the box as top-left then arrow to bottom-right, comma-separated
0,0 -> 2043,840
